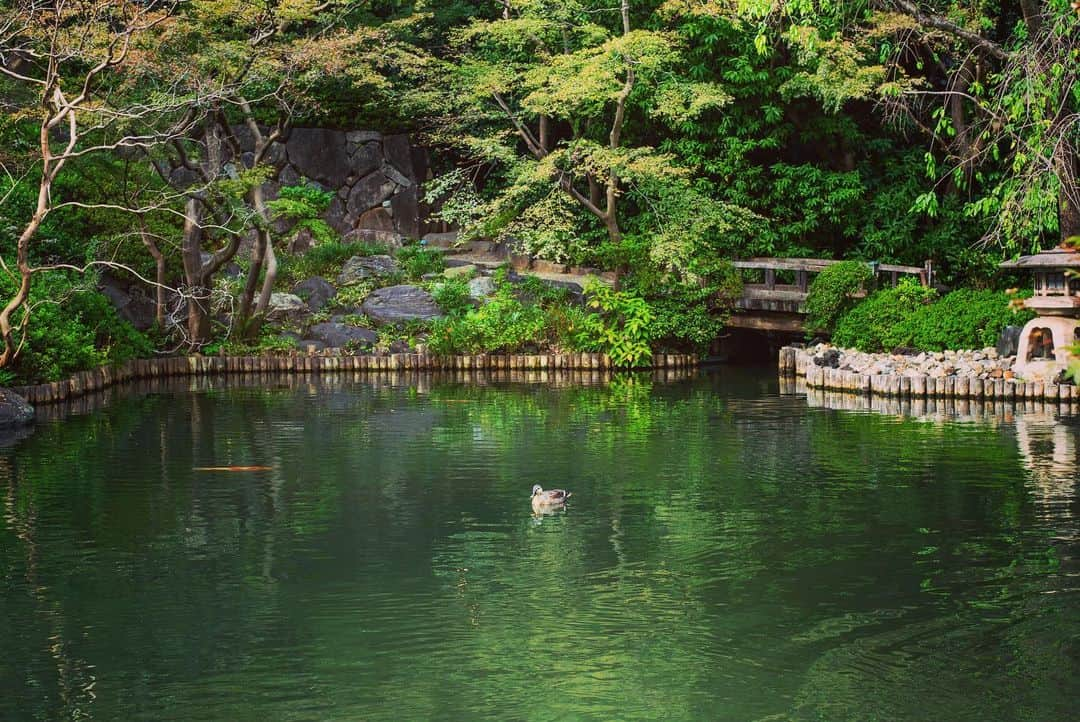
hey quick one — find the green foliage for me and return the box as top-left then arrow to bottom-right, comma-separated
427,295 -> 548,354
396,243 -> 446,280
893,290 -> 1036,352
804,261 -> 873,336
833,281 -> 1034,352
267,184 -> 337,246
426,271 -> 583,355
204,329 -> 299,357
431,278 -> 474,317
574,282 -> 654,367
0,269 -> 153,385
278,241 -> 387,285
832,279 -> 937,352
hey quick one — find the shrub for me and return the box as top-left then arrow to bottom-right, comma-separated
894,289 -> 1035,351
804,260 -> 873,336
0,269 -> 153,384
278,240 -> 387,284
396,243 -> 445,280
574,281 -> 654,367
427,295 -> 547,354
267,183 -> 337,246
831,278 -> 937,352
431,278 -> 475,317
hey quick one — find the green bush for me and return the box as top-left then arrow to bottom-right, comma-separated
427,295 -> 548,354
278,240 -> 387,285
894,289 -> 1035,351
0,270 -> 153,384
396,243 -> 446,280
804,260 -> 873,336
267,184 -> 337,246
831,279 -> 937,352
431,278 -> 474,317
573,281 -> 654,367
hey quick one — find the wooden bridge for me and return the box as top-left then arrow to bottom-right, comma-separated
729,258 -> 931,333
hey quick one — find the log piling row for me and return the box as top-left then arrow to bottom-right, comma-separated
779,346 -> 1075,404
9,352 -> 699,406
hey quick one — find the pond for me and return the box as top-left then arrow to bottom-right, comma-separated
1,368 -> 1077,721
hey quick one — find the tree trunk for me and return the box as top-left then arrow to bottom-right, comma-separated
181,198 -> 213,346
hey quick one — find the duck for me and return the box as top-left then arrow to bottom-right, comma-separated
531,484 -> 571,512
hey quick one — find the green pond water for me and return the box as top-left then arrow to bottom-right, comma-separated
1,368 -> 1078,721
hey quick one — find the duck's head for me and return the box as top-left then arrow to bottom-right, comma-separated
530,484 -> 543,498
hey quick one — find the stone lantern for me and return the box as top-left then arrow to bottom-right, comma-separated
1000,245 -> 1080,379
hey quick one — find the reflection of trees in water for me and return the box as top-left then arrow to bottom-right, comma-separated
1,372 -> 1078,719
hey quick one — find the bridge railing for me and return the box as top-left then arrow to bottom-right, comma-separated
731,258 -> 931,294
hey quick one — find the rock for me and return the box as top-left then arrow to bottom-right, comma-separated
383,134 -> 415,179
344,228 -> 405,249
324,195 -> 350,234
0,388 -> 34,429
267,293 -> 308,320
467,276 -> 496,299
337,255 -> 399,285
444,264 -> 477,279
382,163 -> 412,188
989,367 -> 1004,379
307,322 -> 379,349
293,276 -> 337,311
298,339 -> 327,353
346,130 -> 382,144
98,276 -> 157,331
390,186 -> 421,238
348,142 -> 382,178
347,170 -> 397,217
813,348 -> 841,369
422,231 -> 460,248
288,227 -> 315,254
361,285 -> 443,326
996,325 -> 1022,358
355,207 -> 395,232
285,128 -> 351,188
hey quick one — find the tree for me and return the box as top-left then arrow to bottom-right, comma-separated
147,0 -> 412,344
421,0 -> 748,274
725,0 -> 1079,251
0,0 -> 197,369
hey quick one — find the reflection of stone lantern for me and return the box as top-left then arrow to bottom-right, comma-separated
1000,246 -> 1080,379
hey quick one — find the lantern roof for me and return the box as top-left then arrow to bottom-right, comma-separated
1000,245 -> 1080,269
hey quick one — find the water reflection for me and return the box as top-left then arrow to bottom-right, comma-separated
0,369 -> 1077,721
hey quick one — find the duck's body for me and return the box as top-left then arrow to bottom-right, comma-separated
531,484 -> 571,512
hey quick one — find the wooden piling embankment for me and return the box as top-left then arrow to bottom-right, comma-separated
778,346 -> 1074,404
8,351 -> 700,406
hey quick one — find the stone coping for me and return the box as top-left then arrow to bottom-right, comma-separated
9,351 -> 699,406
779,346 -> 1076,403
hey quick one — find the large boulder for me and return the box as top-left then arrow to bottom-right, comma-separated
348,142 -> 382,179
99,276 -> 157,331
285,128 -> 351,188
383,134 -> 415,180
267,293 -> 309,320
0,388 -> 34,429
355,207 -> 395,232
347,170 -> 398,217
337,255 -> 399,285
293,276 -> 337,311
307,322 -> 379,349
361,285 -> 443,326
390,186 -> 421,238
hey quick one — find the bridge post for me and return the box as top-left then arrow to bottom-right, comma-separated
765,268 -> 775,290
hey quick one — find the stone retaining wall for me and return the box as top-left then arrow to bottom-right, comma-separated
779,346 -> 1076,403
10,352 -> 699,406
